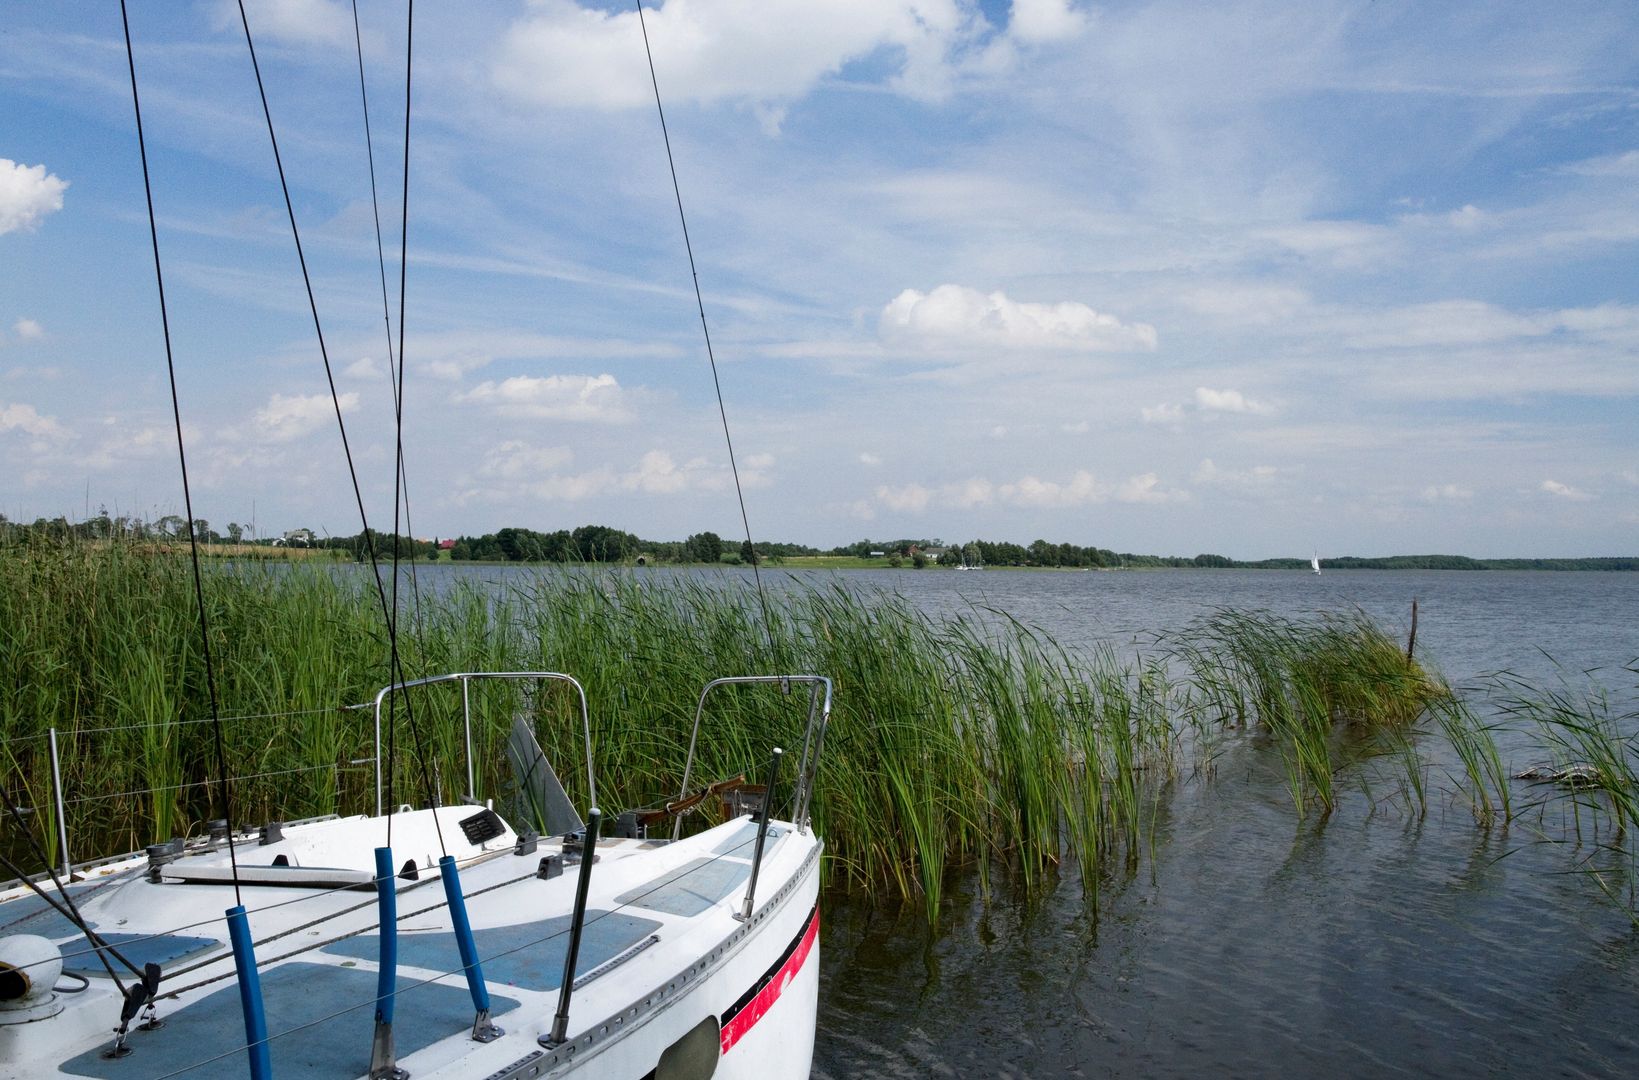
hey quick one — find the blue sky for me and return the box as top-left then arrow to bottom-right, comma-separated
2,0 -> 1636,558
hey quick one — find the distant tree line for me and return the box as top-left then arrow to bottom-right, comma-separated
445,526 -> 821,565
0,513 -> 436,561
0,511 -> 248,545
836,537 -> 1203,568
4,514 -> 1634,570
830,536 -> 1639,572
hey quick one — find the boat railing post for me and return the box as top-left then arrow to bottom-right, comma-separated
439,855 -> 502,1042
541,808 -> 600,1049
737,747 -> 783,922
461,676 -> 476,803
370,846 -> 407,1079
47,727 -> 71,880
226,904 -> 273,1080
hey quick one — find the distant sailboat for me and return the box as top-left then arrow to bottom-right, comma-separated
1311,551 -> 1322,575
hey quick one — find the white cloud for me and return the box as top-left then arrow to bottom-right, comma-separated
478,440 -> 573,481
343,356 -> 385,380
1343,300 -> 1550,349
999,470 -> 1099,508
211,0 -> 352,49
1549,303 -> 1639,341
1421,483 -> 1474,502
874,470 -> 1137,513
1194,386 -> 1271,415
947,477 -> 995,508
1193,458 -> 1278,487
1257,220 -> 1389,269
1561,149 -> 1639,178
493,0 -> 987,112
1061,420 -> 1089,434
456,374 -> 631,423
858,452 -> 882,466
989,425 -> 1008,439
252,392 -> 357,443
622,450 -> 686,494
1177,283 -> 1310,327
1540,479 -> 1591,501
418,353 -> 492,382
1447,204 -> 1487,230
463,445 -> 752,506
0,401 -> 68,439
0,160 -> 67,235
1141,402 -> 1184,424
880,285 -> 1157,352
13,318 -> 44,340
1008,0 -> 1089,45
876,483 -> 932,513
1117,472 -> 1187,504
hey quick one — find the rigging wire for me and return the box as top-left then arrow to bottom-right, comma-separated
634,0 -> 780,663
120,0 -> 243,911
350,0 -> 427,645
387,0 -> 418,842
0,810 -> 135,990
234,0 -> 444,856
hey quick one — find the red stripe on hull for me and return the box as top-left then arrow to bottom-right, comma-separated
719,907 -> 820,1055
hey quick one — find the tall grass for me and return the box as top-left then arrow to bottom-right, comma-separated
1164,609 -> 1451,815
1490,661 -> 1639,916
0,539 -> 1556,920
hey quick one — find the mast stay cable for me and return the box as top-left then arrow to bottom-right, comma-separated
234,0 -> 443,855
350,0 -> 427,646
118,0 -> 244,914
634,0 -> 780,663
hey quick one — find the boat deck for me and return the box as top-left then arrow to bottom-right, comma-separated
1,808 -> 817,1079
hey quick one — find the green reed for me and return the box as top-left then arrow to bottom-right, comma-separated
1489,661 -> 1639,916
0,539 -> 1537,919
1164,609 -> 1454,815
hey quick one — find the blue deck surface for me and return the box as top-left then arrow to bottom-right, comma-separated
62,960 -> 519,1079
325,909 -> 662,993
61,932 -> 220,974
0,881 -> 111,940
615,858 -> 749,916
709,821 -> 783,856
0,883 -> 220,973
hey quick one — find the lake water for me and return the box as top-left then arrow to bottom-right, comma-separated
427,563 -> 1639,1076
795,569 -> 1639,1078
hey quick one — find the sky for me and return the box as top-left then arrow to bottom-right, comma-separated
2,0 -> 1636,559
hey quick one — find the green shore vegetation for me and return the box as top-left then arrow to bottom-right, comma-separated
6,514 -> 1632,571
2,539 -> 1634,921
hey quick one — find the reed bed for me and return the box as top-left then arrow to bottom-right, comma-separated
1162,609 -> 1460,815
1488,661 -> 1639,916
1,539 -> 1597,920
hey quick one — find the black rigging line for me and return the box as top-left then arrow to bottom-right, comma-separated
350,0 -> 426,644
120,0 -> 243,910
348,0 -> 421,841
0,805 -> 135,989
634,0 -> 779,662
234,0 -> 444,854
387,0 -> 417,837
